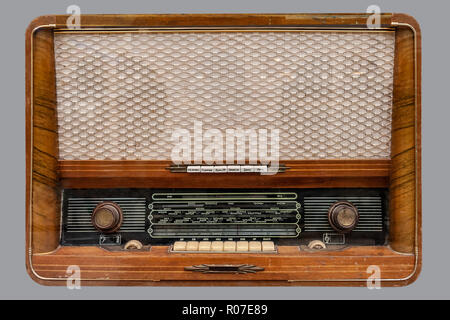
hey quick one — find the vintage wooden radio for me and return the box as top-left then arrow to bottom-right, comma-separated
26,13 -> 421,286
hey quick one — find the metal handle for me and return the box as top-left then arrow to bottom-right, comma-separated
184,264 -> 264,274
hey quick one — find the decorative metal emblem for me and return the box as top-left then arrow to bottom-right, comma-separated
184,264 -> 264,274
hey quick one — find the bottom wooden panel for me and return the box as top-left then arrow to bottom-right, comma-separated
28,245 -> 419,287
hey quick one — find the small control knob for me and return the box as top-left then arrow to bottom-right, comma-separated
328,201 -> 359,233
124,240 -> 143,250
308,240 -> 326,250
91,202 -> 123,233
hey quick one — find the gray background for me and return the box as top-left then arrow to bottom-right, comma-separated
0,0 -> 445,299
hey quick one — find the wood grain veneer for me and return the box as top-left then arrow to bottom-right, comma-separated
389,14 -> 422,258
58,160 -> 391,189
31,246 -> 415,286
28,27 -> 60,254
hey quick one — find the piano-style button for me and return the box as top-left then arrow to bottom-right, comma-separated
249,241 -> 262,252
198,241 -> 211,251
211,241 -> 224,251
186,241 -> 199,251
223,241 -> 236,252
236,241 -> 249,252
262,241 -> 275,252
173,241 -> 187,251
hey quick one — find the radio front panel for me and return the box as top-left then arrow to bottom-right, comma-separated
61,188 -> 387,248
26,13 -> 421,286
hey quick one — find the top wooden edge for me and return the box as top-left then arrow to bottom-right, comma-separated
26,13 -> 396,29
25,15 -> 56,37
391,13 -> 421,36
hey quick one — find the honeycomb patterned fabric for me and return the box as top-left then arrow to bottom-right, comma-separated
54,31 -> 395,160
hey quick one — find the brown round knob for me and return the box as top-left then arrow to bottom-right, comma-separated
328,201 -> 359,233
91,202 -> 123,233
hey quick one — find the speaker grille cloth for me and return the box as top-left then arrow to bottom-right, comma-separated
54,31 -> 395,160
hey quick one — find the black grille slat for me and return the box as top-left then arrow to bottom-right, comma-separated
304,196 -> 383,232
66,198 -> 146,233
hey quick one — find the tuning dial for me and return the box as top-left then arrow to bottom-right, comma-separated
328,201 -> 359,233
91,202 -> 123,233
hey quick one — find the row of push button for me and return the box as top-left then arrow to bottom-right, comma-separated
172,241 -> 275,252
187,165 -> 268,173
